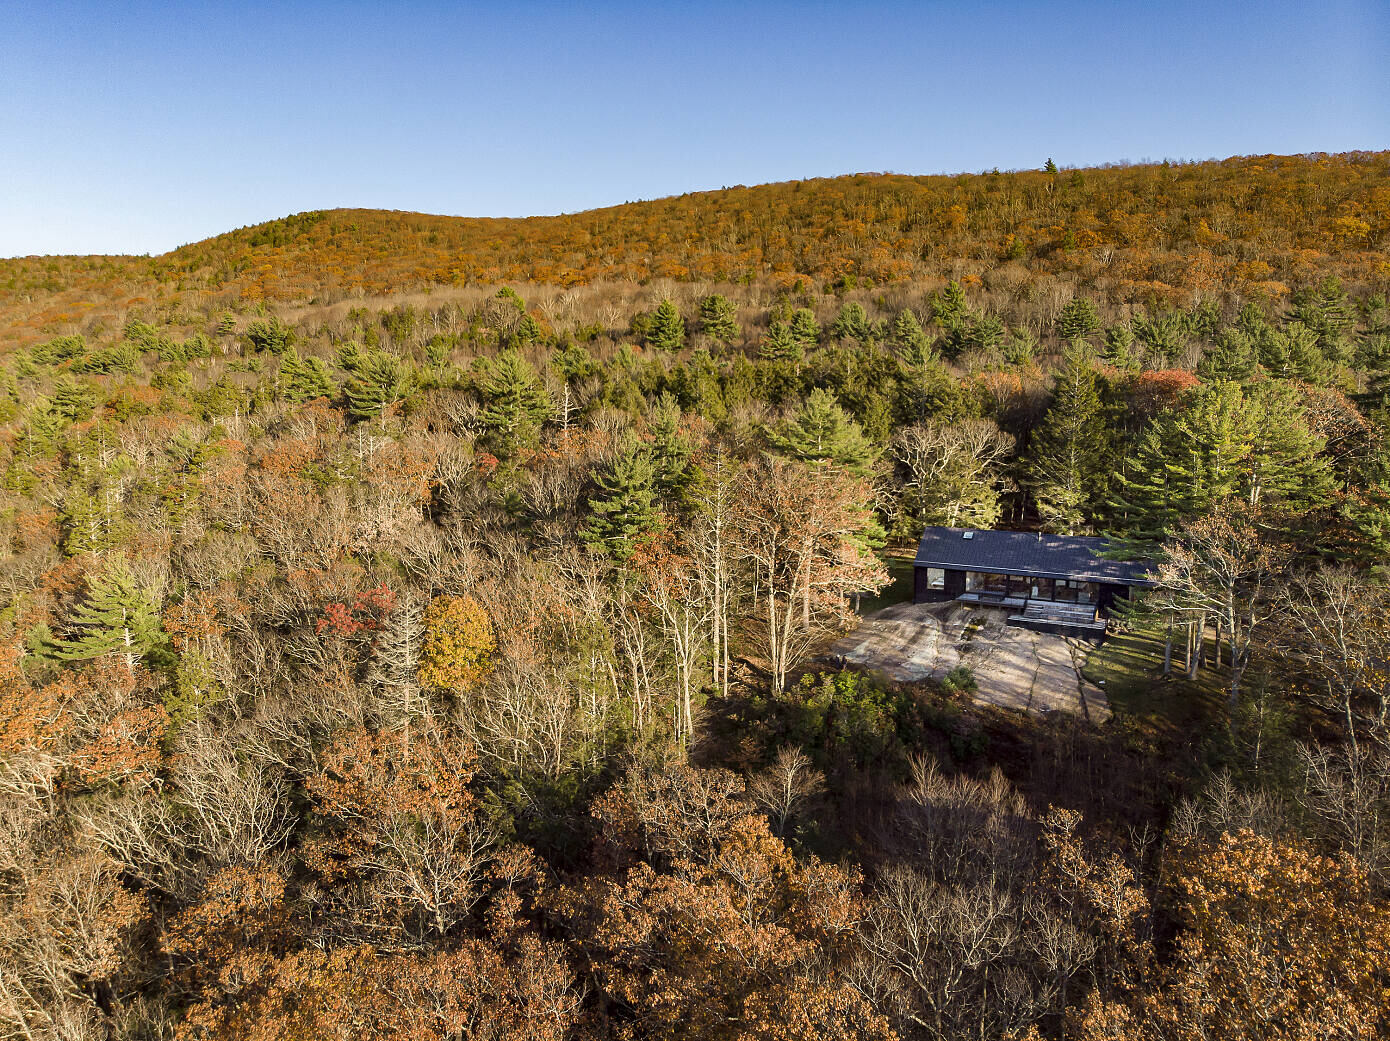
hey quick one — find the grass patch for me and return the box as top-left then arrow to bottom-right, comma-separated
857,554 -> 917,615
1082,622 -> 1225,740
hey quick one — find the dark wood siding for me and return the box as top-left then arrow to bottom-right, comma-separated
944,569 -> 967,598
914,566 -> 956,603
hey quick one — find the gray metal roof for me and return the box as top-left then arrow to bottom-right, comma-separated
914,526 -> 1155,586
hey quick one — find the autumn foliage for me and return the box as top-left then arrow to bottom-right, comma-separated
418,593 -> 496,692
2,152 -> 1390,1039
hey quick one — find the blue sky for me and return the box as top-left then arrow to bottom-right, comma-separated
1,0 -> 1385,257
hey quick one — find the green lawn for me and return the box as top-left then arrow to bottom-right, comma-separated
1082,622 -> 1225,738
857,555 -> 917,615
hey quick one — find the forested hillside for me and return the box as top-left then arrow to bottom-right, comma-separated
3,151 -> 1388,347
2,153 -> 1390,1039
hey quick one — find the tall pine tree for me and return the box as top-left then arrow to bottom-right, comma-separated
1026,347 -> 1110,534
758,321 -> 802,364
890,308 -> 933,361
58,557 -> 165,671
647,299 -> 686,352
279,348 -> 338,404
648,394 -> 694,506
766,388 -> 878,477
697,294 -> 739,346
789,308 -> 821,354
342,351 -> 414,420
479,349 -> 551,457
1112,381 -> 1331,539
583,441 -> 663,560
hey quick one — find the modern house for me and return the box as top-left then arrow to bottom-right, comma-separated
913,526 -> 1155,638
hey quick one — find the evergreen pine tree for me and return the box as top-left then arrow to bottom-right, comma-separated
1002,327 -> 1038,366
552,342 -> 597,382
343,352 -> 414,420
1245,381 -> 1333,509
1236,300 -> 1272,341
1056,297 -> 1101,341
890,309 -> 933,360
1287,275 -> 1354,355
25,622 -> 62,666
244,316 -> 294,355
479,349 -> 551,456
932,281 -> 972,329
789,308 -> 821,353
758,321 -> 802,364
20,397 -> 65,458
1281,324 -> 1330,382
932,282 -> 978,359
280,348 -> 338,404
1355,331 -> 1390,378
1197,328 -> 1259,382
666,348 -> 727,425
648,393 -> 693,505
1133,311 -> 1189,363
583,440 -> 663,560
1102,323 -> 1141,370
514,314 -> 545,348
424,335 -> 453,370
335,340 -> 367,374
647,299 -> 686,352
51,375 -> 97,422
62,469 -> 126,557
968,313 -> 1007,354
1343,403 -> 1390,565
1111,381 -> 1331,539
1111,382 -> 1250,540
698,294 -> 739,345
1184,299 -> 1224,343
831,302 -> 871,345
1026,347 -> 1110,534
58,557 -> 165,671
766,388 -> 877,476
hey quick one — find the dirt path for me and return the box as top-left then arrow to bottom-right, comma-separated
829,602 -> 1109,722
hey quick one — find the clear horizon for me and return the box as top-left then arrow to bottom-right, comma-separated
3,0 -> 1386,258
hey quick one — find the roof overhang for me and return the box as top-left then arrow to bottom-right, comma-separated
913,557 -> 1157,587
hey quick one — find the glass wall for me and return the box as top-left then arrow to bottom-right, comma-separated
961,573 -> 1099,602
1052,579 -> 1097,604
965,572 -> 1014,595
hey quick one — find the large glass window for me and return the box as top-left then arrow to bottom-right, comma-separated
925,567 -> 945,591
977,572 -> 1009,594
1053,579 -> 1097,604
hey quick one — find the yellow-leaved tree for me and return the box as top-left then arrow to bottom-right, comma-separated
418,595 -> 497,692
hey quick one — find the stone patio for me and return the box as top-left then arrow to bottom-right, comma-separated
829,601 -> 1109,722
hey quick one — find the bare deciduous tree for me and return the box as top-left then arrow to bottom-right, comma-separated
1275,565 -> 1390,753
748,746 -> 824,837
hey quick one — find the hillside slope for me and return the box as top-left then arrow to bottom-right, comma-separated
2,152 -> 1387,346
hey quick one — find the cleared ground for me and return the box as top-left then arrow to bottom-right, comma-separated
830,601 -> 1110,723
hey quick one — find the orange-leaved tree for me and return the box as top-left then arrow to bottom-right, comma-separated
1070,829 -> 1390,1040
554,760 -> 896,1041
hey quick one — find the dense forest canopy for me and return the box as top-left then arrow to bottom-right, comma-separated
1,152 -> 1389,1039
